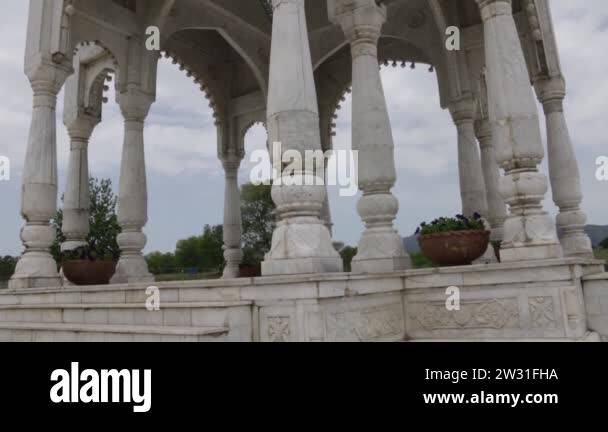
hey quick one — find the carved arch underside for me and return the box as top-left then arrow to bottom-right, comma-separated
63,42 -> 118,124
315,35 -> 443,142
161,26 -> 270,126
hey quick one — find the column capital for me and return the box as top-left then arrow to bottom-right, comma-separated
534,76 -> 566,114
329,0 -> 386,48
476,0 -> 512,20
117,86 -> 155,122
474,118 -> 493,146
221,154 -> 242,174
448,97 -> 477,126
26,59 -> 73,94
65,112 -> 100,142
27,60 -> 73,109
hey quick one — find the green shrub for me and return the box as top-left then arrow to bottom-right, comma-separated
416,213 -> 485,235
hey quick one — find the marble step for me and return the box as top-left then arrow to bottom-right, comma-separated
0,302 -> 252,327
0,322 -> 229,342
0,285 -> 245,306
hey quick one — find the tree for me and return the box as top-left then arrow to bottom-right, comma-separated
51,177 -> 121,263
0,256 -> 18,282
174,225 -> 225,272
199,224 -> 224,271
339,246 -> 357,272
146,252 -> 177,275
240,183 -> 276,267
600,237 -> 608,249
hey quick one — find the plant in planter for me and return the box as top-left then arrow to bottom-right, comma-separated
415,213 -> 491,266
52,178 -> 121,285
61,244 -> 118,286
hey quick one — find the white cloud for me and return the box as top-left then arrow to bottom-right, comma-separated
0,0 -> 607,255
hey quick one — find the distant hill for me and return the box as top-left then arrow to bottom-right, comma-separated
403,234 -> 421,254
403,224 -> 608,253
585,225 -> 608,248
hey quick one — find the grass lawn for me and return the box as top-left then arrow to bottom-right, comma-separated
595,249 -> 608,268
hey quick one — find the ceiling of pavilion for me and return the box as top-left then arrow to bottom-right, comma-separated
203,0 -> 522,37
208,0 -> 335,34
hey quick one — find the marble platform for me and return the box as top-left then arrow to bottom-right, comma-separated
0,258 -> 606,342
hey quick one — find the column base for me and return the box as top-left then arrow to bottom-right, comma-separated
261,220 -> 343,276
352,229 -> 411,273
222,267 -> 240,279
9,251 -> 62,289
262,256 -> 343,276
110,256 -> 154,284
560,233 -> 594,259
500,243 -> 563,263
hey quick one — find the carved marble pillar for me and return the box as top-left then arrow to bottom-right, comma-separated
61,115 -> 99,251
10,61 -> 72,289
222,155 -> 243,279
449,97 -> 489,218
476,0 -> 562,262
261,0 -> 343,275
330,0 -> 410,272
321,194 -> 333,236
534,77 -> 593,257
475,119 -> 507,242
450,97 -> 497,264
111,87 -> 154,284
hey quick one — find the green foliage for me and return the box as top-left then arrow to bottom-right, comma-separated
410,252 -> 435,269
339,246 -> 357,272
145,252 -> 177,275
416,213 -> 485,235
51,177 -> 121,263
595,248 -> 608,271
240,183 -> 276,267
174,225 -> 225,273
147,183 -> 276,279
0,256 -> 18,282
600,237 -> 608,249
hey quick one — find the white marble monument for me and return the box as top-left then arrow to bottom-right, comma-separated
2,0 -> 606,342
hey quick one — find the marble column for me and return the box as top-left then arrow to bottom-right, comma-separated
451,98 -> 497,264
449,97 -> 489,218
111,88 -> 154,284
534,77 -> 593,257
321,193 -> 333,236
261,0 -> 343,275
476,0 -> 562,262
222,155 -> 243,279
331,0 -> 410,272
10,61 -> 72,289
61,115 -> 99,251
475,118 -> 507,241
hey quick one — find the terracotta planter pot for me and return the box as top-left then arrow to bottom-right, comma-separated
239,265 -> 261,278
418,230 -> 491,266
62,260 -> 117,286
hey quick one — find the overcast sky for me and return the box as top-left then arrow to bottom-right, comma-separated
1,1 -> 607,256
